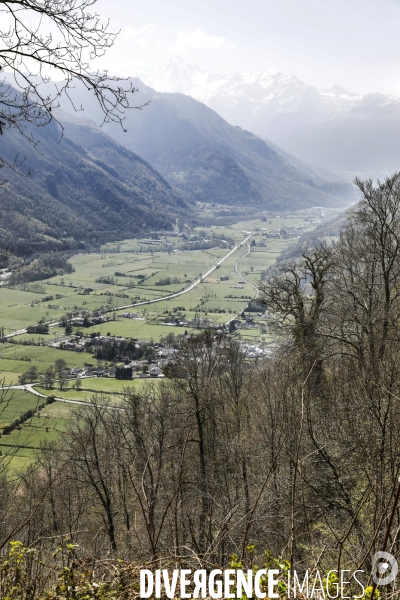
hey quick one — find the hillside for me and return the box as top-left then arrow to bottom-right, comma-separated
0,116 -> 189,256
51,78 -> 354,210
103,81 -> 355,209
141,58 -> 400,179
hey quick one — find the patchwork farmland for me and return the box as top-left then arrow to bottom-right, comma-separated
0,209 -> 334,468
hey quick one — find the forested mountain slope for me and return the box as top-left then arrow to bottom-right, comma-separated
52,79 -> 355,210
102,81 -> 355,209
0,117 -> 189,256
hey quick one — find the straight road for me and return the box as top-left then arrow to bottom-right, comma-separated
3,233 -> 254,339
116,232 -> 254,311
225,242 -> 261,328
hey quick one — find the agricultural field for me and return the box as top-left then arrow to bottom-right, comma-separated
0,388 -> 74,470
0,389 -> 43,430
0,378 -> 156,469
0,212 -> 321,331
0,210 -> 336,382
0,208 -> 342,469
0,343 -> 92,386
36,376 -> 151,403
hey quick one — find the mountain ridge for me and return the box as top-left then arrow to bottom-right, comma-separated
55,77 -> 354,210
138,59 -> 400,178
0,112 -> 190,256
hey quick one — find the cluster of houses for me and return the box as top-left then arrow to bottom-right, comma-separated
261,228 -> 281,238
46,317 -> 275,386
52,334 -> 127,353
146,227 -> 231,249
70,365 -> 116,378
73,313 -> 111,327
280,225 -> 304,238
239,341 -> 274,359
121,347 -> 178,377
52,334 -> 180,379
61,339 -> 85,352
148,226 -> 189,239
261,225 -> 304,238
161,314 -> 227,331
194,201 -> 260,217
74,311 -> 144,326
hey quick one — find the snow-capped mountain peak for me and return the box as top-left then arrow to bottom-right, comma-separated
138,58 -> 230,103
135,59 -> 400,179
137,59 -> 370,122
137,59 -> 400,121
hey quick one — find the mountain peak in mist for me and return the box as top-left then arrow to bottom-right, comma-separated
137,59 -> 400,179
138,58 -> 230,103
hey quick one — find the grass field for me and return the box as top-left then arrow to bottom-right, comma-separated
0,344 -> 94,385
0,388 -> 77,470
0,386 -> 130,469
2,415 -> 70,448
0,377 -> 162,469
0,389 -> 43,429
0,210 -> 335,469
0,215 -> 316,336
0,215 -> 321,384
36,377 -> 152,403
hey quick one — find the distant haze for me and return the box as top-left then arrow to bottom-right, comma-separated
5,0 -> 400,181
93,0 -> 400,97
132,59 -> 400,180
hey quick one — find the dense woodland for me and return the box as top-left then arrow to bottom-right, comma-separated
1,175 -> 400,598
0,120 -> 189,258
8,253 -> 75,285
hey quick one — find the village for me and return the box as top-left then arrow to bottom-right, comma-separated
0,209 -> 334,393
20,306 -> 278,384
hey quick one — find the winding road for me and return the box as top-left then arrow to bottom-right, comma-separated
1,383 -> 123,410
234,243 -> 260,299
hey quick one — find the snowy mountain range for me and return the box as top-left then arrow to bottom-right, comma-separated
139,59 -> 400,179
140,58 -> 368,116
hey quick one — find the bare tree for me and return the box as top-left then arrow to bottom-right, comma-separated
0,0 -> 142,170
54,358 -> 67,376
66,398 -> 120,551
26,365 -> 38,383
43,366 -> 55,389
259,242 -> 332,348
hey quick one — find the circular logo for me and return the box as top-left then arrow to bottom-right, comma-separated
372,551 -> 398,586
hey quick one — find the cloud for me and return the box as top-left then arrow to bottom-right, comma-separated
121,23 -> 158,45
120,25 -> 235,54
172,29 -> 232,53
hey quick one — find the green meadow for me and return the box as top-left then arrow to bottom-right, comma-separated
0,211 -> 329,467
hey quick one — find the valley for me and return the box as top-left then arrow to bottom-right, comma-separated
0,0 -> 397,590
138,58 -> 400,180
0,208 -> 338,469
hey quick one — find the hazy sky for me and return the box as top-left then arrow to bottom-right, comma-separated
91,0 -> 400,95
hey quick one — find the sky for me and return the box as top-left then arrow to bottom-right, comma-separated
88,0 -> 400,96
